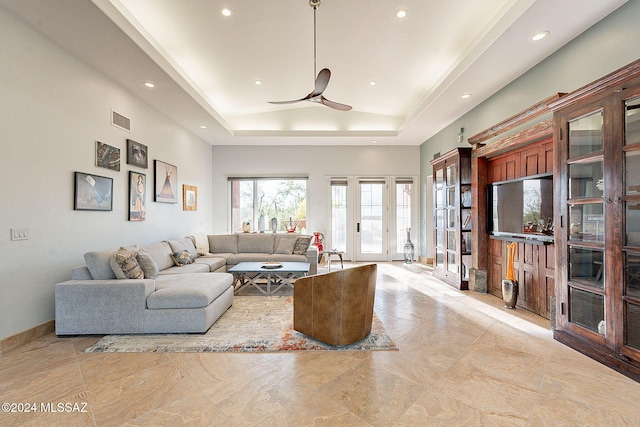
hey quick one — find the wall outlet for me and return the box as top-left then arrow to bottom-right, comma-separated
11,228 -> 29,241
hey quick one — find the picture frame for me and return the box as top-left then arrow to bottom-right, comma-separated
126,139 -> 148,169
183,185 -> 197,211
74,172 -> 113,211
154,160 -> 178,203
129,171 -> 146,221
95,141 -> 120,171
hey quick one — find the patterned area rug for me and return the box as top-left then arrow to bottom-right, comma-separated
84,296 -> 397,353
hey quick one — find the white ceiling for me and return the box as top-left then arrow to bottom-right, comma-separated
1,0 -> 628,145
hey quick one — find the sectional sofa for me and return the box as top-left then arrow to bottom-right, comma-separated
54,233 -> 317,335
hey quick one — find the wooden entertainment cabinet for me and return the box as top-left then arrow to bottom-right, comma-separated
468,94 -> 560,319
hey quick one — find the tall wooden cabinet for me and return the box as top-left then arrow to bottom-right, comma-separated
431,147 -> 472,290
552,60 -> 640,381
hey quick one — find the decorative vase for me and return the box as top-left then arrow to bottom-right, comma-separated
271,217 -> 278,233
258,213 -> 265,233
502,279 -> 518,309
313,232 -> 324,263
502,242 -> 518,308
403,227 -> 414,264
242,221 -> 251,233
285,217 -> 298,233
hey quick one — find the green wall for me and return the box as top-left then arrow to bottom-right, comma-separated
419,0 -> 640,258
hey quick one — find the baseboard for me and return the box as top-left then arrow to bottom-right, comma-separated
0,320 -> 55,356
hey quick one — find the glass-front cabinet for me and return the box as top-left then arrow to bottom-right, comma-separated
431,147 -> 472,290
553,62 -> 640,381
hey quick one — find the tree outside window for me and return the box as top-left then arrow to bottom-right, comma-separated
231,178 -> 307,233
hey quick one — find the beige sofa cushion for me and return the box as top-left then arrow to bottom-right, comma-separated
238,233 -> 274,253
209,234 -> 238,254
139,241 -> 174,271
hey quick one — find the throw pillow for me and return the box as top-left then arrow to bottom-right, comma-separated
275,237 -> 297,254
171,250 -> 193,266
293,236 -> 311,255
168,237 -> 198,260
84,250 -> 117,280
190,233 -> 210,256
137,251 -> 159,279
110,247 -> 144,279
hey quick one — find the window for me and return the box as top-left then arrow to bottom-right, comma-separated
396,179 -> 413,253
230,178 -> 307,233
330,178 -> 348,251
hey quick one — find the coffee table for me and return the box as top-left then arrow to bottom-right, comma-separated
228,262 -> 310,295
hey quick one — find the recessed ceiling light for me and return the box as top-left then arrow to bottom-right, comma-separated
395,9 -> 407,18
220,7 -> 232,17
200,125 -> 207,129
461,93 -> 472,99
254,80 -> 263,85
143,81 -> 155,88
369,81 -> 376,86
532,31 -> 549,41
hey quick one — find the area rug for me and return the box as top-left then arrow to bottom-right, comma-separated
84,296 -> 397,353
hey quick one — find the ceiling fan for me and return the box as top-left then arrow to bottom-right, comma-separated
268,0 -> 352,111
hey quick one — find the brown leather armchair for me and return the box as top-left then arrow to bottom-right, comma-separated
293,263 -> 377,345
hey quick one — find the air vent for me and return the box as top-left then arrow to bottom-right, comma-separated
111,110 -> 131,132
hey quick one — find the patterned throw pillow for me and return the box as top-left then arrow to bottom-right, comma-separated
171,250 -> 193,266
110,247 -> 144,279
293,236 -> 311,255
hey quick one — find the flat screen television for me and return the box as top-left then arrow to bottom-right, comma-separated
488,174 -> 554,243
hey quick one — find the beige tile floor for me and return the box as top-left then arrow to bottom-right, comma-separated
2,262 -> 640,426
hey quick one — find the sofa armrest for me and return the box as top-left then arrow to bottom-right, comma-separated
54,279 -> 155,335
306,245 -> 318,275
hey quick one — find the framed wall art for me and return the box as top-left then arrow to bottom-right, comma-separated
74,172 -> 113,211
95,141 -> 120,171
154,160 -> 178,203
183,185 -> 197,211
129,171 -> 146,221
127,139 -> 148,169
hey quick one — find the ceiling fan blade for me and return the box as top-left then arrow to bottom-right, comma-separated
268,92 -> 313,105
319,96 -> 352,111
312,68 -> 331,96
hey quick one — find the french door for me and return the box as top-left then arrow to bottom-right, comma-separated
356,179 -> 388,261
328,176 -> 416,262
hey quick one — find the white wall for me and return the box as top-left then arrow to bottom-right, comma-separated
210,144 -> 420,244
0,8 -> 214,340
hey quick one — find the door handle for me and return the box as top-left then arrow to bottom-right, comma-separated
357,222 -> 360,233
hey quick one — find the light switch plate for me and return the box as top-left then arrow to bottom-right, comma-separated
11,228 -> 29,241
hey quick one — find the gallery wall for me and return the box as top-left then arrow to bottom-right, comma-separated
419,0 -> 640,259
0,8 -> 214,340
